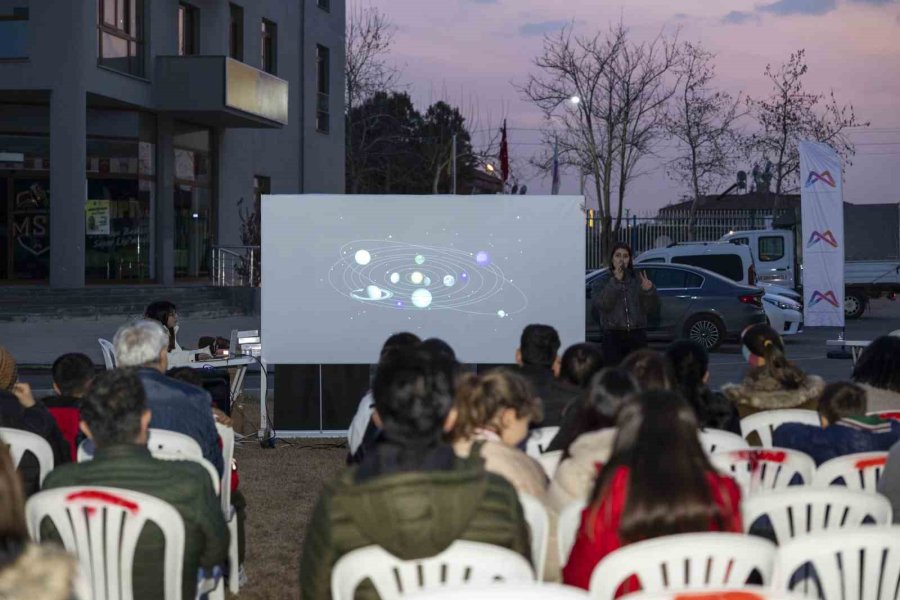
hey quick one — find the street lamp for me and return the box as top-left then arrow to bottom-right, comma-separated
569,95 -> 581,105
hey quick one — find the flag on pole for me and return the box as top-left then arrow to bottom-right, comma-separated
499,119 -> 509,184
551,137 -> 560,195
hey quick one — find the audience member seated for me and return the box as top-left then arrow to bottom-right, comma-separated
852,336 -> 900,412
299,345 -> 530,600
547,368 -> 638,512
879,439 -> 900,523
42,369 -> 228,600
113,320 -> 224,475
0,443 -> 80,600
620,349 -> 674,391
666,340 -> 741,434
346,332 -> 421,464
43,353 -> 95,461
773,381 -> 900,465
562,390 -> 742,590
451,369 -> 548,498
556,343 -> 606,417
721,324 -> 824,429
144,300 -> 212,368
515,324 -> 574,426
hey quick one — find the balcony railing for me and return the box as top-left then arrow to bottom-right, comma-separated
211,245 -> 260,287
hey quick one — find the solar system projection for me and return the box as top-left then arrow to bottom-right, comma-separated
261,195 -> 585,364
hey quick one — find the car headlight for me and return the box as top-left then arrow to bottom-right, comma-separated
764,297 -> 799,311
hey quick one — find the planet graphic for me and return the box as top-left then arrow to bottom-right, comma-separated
475,251 -> 490,266
390,272 -> 400,284
410,271 -> 424,285
411,288 -> 433,308
354,250 -> 371,265
415,254 -> 425,265
366,285 -> 382,299
443,275 -> 456,287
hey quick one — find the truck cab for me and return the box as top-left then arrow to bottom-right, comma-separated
721,230 -> 796,289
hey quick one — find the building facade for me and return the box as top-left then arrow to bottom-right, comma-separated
0,0 -> 344,287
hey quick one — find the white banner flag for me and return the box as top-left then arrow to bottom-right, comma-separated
799,141 -> 844,327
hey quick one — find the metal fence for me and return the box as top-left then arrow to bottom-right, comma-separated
211,246 -> 260,287
586,209 -> 780,269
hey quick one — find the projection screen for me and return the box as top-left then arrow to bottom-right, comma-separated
262,195 -> 585,364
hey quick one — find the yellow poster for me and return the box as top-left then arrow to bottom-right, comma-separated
86,200 -> 110,236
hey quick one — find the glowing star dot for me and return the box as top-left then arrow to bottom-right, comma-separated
390,272 -> 400,284
354,250 -> 371,265
443,275 -> 456,287
497,310 -> 507,318
410,271 -> 424,285
461,272 -> 468,279
475,251 -> 490,266
366,285 -> 382,300
411,288 -> 433,308
414,254 -> 425,265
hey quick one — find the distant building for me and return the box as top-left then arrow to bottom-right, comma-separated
0,1 -> 344,287
657,193 -> 801,216
460,169 -> 503,195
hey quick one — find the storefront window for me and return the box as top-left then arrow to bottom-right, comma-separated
173,122 -> 214,279
10,179 -> 49,280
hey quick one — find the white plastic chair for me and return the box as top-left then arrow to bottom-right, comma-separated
557,500 -> 587,566
813,451 -> 889,491
700,429 -> 751,455
743,488 -> 893,544
330,541 -> 535,600
622,587 -> 808,600
152,451 -> 220,496
710,448 -> 815,495
147,429 -> 203,459
588,532 -> 777,600
25,486 -> 186,600
0,427 -> 54,486
215,422 -> 240,594
535,449 -> 563,479
403,582 -> 590,600
98,338 -> 117,370
518,493 -> 549,582
526,427 -> 560,457
773,526 -> 900,600
740,410 -> 820,447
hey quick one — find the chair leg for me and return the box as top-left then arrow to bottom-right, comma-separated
228,515 -> 240,594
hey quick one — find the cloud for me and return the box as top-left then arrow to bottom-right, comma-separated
849,0 -> 897,4
673,12 -> 690,19
721,10 -> 760,23
756,0 -> 837,16
518,20 -> 569,36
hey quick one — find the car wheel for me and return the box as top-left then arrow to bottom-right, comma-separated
845,291 -> 866,320
684,315 -> 725,351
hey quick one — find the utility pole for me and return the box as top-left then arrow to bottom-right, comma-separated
451,133 -> 457,194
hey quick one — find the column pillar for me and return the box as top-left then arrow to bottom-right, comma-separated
156,115 -> 176,285
49,87 -> 86,288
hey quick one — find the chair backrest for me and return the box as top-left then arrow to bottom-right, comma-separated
25,486 -> 186,600
525,426 -> 560,457
77,439 -> 92,463
147,429 -> 203,459
215,423 -> 234,513
743,488 -> 893,544
740,410 -> 820,447
0,427 -> 54,486
330,541 -> 534,600
518,493 -> 549,582
535,449 -> 563,479
710,448 -> 815,495
700,429 -> 751,455
868,410 -> 900,421
98,338 -> 117,370
813,452 -> 889,491
618,588 -> 808,600
588,532 -> 777,600
773,526 -> 900,600
557,500 -> 587,567
402,582 -> 590,600
152,451 -> 220,496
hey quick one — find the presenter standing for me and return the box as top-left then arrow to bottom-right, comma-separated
592,242 -> 659,365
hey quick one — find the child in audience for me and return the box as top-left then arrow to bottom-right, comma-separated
43,353 -> 94,460
563,390 -> 742,590
555,343 -> 605,419
773,381 -> 900,464
451,369 -> 547,497
620,349 -> 674,391
666,340 -> 741,434
852,335 -> 900,412
546,368 -> 638,511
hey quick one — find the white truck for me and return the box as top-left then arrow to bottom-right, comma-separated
720,203 -> 900,319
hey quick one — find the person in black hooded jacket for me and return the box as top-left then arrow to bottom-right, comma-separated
666,340 -> 741,434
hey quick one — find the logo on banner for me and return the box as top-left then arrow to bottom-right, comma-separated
810,290 -> 840,307
807,230 -> 839,248
805,170 -> 836,188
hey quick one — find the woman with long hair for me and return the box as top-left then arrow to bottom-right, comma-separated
144,300 -> 213,367
620,349 -> 674,391
721,324 -> 824,430
546,368 -> 638,511
666,340 -> 741,434
562,390 -> 742,590
592,243 -> 659,365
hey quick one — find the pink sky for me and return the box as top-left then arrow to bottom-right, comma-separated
372,0 -> 900,211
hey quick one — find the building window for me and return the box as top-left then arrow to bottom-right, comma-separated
177,3 -> 198,56
97,0 -> 145,77
317,0 -> 330,11
0,7 -> 28,59
173,122 -> 215,279
229,3 -> 243,61
316,44 -> 330,133
261,19 -> 276,74
759,236 -> 785,262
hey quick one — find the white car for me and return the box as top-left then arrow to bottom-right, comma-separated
763,292 -> 803,336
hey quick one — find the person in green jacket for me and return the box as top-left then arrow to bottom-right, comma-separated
300,344 -> 532,600
41,368 -> 228,600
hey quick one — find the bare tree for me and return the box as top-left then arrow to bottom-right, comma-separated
748,49 -> 867,195
521,22 -> 680,259
665,42 -> 744,238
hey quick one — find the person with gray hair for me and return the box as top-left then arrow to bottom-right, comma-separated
112,320 -> 223,475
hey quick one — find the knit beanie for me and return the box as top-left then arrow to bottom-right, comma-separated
0,346 -> 17,391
